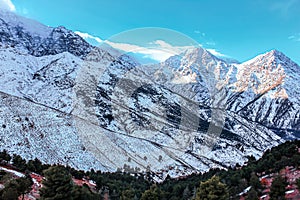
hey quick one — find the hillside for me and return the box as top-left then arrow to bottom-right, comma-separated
0,10 -> 300,179
1,140 -> 300,199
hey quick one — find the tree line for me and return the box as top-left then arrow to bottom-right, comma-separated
1,140 -> 300,199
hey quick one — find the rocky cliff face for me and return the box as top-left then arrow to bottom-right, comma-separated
228,50 -> 300,138
0,10 -> 299,180
0,10 -> 91,58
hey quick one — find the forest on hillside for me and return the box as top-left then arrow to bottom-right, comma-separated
1,140 -> 300,199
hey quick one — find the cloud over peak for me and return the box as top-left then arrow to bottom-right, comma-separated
206,49 -> 227,57
75,31 -> 103,46
75,31 -> 229,62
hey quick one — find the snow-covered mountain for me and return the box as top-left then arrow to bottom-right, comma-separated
0,10 -> 91,58
228,50 -> 300,138
0,10 -> 299,179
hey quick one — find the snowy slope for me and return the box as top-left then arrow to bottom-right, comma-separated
0,9 -> 91,58
0,11 -> 299,179
0,9 -> 52,37
228,50 -> 300,138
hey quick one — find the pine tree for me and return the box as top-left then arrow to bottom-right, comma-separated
40,165 -> 74,200
121,188 -> 135,200
140,185 -> 162,200
12,154 -> 26,171
269,175 -> 287,200
296,178 -> 300,191
72,184 -> 98,200
246,188 -> 258,200
182,186 -> 191,200
27,158 -> 43,174
195,176 -> 229,200
0,187 -> 19,200
0,175 -> 33,200
0,149 -> 11,163
16,175 -> 33,200
249,173 -> 261,190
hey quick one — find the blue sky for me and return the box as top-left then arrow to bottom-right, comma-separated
2,0 -> 300,64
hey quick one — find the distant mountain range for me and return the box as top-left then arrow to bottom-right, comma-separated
0,10 -> 299,180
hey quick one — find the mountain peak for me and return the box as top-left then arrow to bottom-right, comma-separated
0,11 -> 92,58
264,49 -> 286,60
242,49 -> 299,70
0,9 -> 52,38
269,49 -> 281,55
180,47 -> 218,64
0,9 -> 299,179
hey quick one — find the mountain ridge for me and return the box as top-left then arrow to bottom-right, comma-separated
0,11 -> 299,180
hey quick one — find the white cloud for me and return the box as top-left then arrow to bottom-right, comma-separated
75,31 -> 103,45
75,31 -> 228,62
206,41 -> 216,46
206,49 -> 227,57
105,39 -> 205,62
153,40 -> 197,54
105,40 -> 177,62
288,33 -> 300,42
139,49 -> 175,62
288,35 -> 295,40
0,0 -> 16,11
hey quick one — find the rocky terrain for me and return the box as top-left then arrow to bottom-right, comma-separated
0,10 -> 299,179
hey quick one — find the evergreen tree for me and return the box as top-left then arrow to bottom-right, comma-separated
296,178 -> 300,191
195,176 -> 229,200
16,175 -> 33,200
12,154 -> 26,171
0,187 -> 18,200
72,184 -> 98,200
27,158 -> 43,174
40,165 -> 74,200
182,186 -> 191,200
140,185 -> 162,200
110,189 -> 119,200
121,188 -> 135,200
0,175 -> 33,200
246,188 -> 258,200
0,150 -> 11,163
249,173 -> 261,190
269,175 -> 287,200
